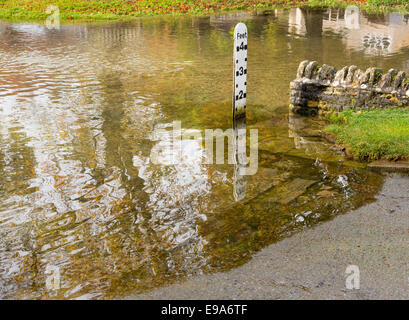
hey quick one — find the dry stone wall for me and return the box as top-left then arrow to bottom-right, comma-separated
289,60 -> 409,115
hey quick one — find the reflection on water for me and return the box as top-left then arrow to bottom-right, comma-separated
321,8 -> 409,54
233,117 -> 247,201
1,7 -> 407,299
289,7 -> 409,56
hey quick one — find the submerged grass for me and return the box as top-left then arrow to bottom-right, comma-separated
323,108 -> 409,161
1,0 -> 409,22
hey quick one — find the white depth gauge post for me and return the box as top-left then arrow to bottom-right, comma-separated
233,23 -> 248,119
232,22 -> 248,201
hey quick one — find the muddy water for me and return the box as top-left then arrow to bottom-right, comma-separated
0,8 -> 407,299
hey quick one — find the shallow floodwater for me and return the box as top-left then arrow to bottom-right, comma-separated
0,8 -> 407,299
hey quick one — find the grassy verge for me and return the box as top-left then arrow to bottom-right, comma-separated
323,109 -> 409,161
1,0 -> 409,22
0,0 -> 306,22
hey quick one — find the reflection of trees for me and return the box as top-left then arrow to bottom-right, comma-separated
0,20 -> 222,298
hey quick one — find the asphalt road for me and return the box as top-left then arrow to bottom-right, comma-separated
126,173 -> 409,300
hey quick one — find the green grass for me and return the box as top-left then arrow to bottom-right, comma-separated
1,0 -> 409,22
323,108 -> 409,161
0,0 -> 308,22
